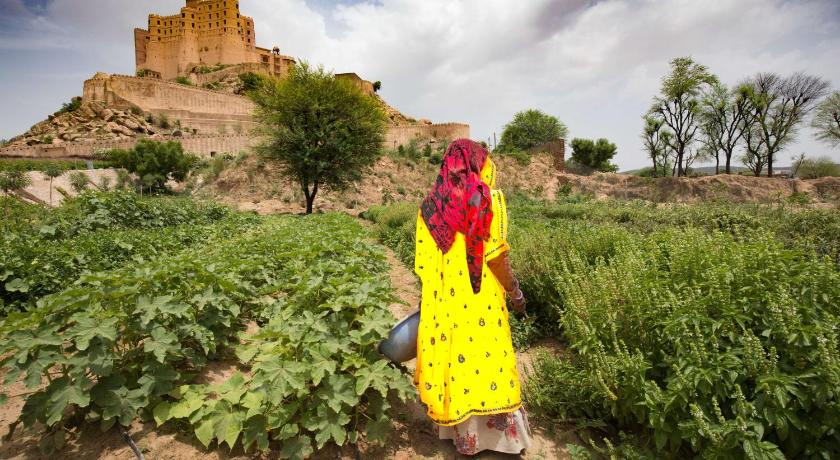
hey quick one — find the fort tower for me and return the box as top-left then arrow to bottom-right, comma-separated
134,0 -> 295,80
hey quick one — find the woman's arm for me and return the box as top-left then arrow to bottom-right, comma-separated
487,251 -> 525,312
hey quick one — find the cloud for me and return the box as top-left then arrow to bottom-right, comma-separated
1,0 -> 838,169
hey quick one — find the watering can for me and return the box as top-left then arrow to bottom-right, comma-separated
378,309 -> 420,363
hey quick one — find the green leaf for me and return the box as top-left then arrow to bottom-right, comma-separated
316,374 -> 358,413
278,434 -> 313,460
366,416 -> 391,444
241,414 -> 269,452
46,378 -> 90,425
194,418 -> 215,448
4,278 -> 29,293
143,326 -> 179,363
153,402 -> 172,426
66,315 -> 118,351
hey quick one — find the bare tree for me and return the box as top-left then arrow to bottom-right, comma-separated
744,72 -> 830,176
811,91 -> 840,147
647,57 -> 718,176
699,82 -> 750,174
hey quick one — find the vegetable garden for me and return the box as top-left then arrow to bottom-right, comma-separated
0,192 -> 413,458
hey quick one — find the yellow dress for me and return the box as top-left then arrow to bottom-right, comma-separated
413,189 -> 521,426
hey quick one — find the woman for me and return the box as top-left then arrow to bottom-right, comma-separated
414,139 -> 530,456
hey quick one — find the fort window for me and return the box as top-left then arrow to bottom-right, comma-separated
157,20 -> 160,24
182,13 -> 185,17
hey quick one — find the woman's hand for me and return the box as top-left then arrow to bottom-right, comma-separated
509,287 -> 526,313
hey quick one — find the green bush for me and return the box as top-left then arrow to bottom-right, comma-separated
57,97 -> 82,115
526,224 -> 840,458
104,139 -> 197,191
795,156 -> 840,179
174,76 -> 192,86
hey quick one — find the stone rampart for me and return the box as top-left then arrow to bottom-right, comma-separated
83,73 -> 256,133
383,123 -> 470,149
0,134 -> 256,160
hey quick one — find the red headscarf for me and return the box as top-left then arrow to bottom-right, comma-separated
420,139 -> 493,294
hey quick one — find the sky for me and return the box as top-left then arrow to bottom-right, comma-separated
0,0 -> 838,171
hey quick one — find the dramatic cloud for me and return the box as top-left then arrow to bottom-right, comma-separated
1,0 -> 838,170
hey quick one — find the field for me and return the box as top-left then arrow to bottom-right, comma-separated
2,182 -> 839,459
0,192 -> 413,459
365,193 -> 840,459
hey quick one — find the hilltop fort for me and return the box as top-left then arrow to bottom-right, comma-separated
0,0 -> 468,159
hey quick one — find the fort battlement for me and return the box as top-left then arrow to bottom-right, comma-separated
0,134 -> 257,160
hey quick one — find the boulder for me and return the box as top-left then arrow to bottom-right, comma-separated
122,118 -> 140,131
101,108 -> 114,122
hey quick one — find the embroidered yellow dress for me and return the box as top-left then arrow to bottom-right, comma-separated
413,185 -> 521,426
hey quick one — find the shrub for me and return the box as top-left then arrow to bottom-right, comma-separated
570,138 -> 618,172
103,139 -> 197,191
68,171 -> 89,193
497,109 -> 568,152
174,76 -> 192,86
57,96 -> 82,115
524,222 -> 840,458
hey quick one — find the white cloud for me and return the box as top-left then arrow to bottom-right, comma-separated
1,0 -> 838,169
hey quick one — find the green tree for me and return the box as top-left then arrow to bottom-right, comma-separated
41,165 -> 63,206
68,171 -> 89,194
0,169 -> 32,222
812,91 -> 840,147
641,116 -> 674,177
239,72 -> 268,93
699,82 -> 751,174
743,72 -> 829,176
373,81 -> 382,93
497,109 -> 568,152
105,139 -> 197,192
794,155 -> 840,179
570,138 -> 618,172
648,57 -> 718,176
250,62 -> 387,214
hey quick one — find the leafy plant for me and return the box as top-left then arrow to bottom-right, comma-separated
104,140 -> 197,192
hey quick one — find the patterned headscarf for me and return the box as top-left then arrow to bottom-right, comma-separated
420,139 -> 493,293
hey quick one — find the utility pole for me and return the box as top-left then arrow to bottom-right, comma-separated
493,132 -> 497,150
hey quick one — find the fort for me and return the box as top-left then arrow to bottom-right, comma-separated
135,0 -> 295,81
0,0 -> 469,160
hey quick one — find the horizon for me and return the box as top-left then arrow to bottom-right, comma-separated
0,0 -> 838,171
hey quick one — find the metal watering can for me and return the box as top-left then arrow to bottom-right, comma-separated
378,309 -> 420,363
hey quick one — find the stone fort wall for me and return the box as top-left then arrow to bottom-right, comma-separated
383,123 -> 470,148
83,73 -> 256,134
0,134 -> 256,160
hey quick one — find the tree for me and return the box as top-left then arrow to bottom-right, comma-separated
250,62 -> 388,214
794,155 -> 840,179
41,165 -> 63,206
0,169 -> 32,222
105,139 -> 196,192
570,138 -> 618,172
743,72 -> 829,176
812,91 -> 840,147
641,116 -> 674,177
68,171 -> 89,194
647,57 -> 718,176
497,109 -> 568,152
373,81 -> 382,93
699,82 -> 751,174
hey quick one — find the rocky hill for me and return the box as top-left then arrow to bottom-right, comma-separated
4,99 -> 168,149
